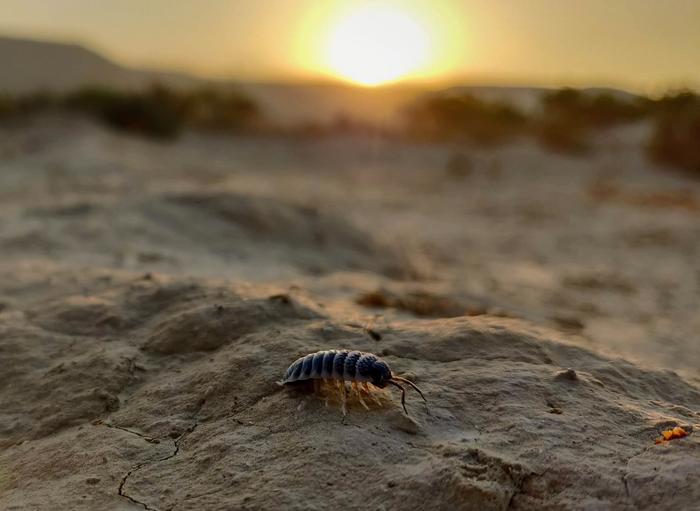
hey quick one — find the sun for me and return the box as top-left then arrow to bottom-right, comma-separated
325,5 -> 431,86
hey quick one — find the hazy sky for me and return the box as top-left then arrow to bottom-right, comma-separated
1,0 -> 699,91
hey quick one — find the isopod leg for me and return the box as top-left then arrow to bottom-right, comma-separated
336,380 -> 348,416
352,382 -> 370,410
322,379 -> 330,407
364,382 -> 383,407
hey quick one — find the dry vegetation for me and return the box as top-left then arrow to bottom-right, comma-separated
1,84 -> 699,175
403,87 -> 700,178
1,84 -> 260,139
647,91 -> 700,175
535,88 -> 645,153
402,92 -> 528,145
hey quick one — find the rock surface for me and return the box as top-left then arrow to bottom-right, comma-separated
0,117 -> 699,510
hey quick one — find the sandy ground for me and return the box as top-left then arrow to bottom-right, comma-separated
0,115 -> 699,510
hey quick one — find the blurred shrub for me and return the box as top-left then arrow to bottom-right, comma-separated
182,87 -> 260,132
535,88 -> 645,154
0,92 -> 56,120
645,90 -> 697,116
402,89 -> 646,151
541,88 -> 644,128
647,91 -> 700,175
64,85 -> 186,139
63,84 -> 260,139
0,96 -> 15,118
402,93 -> 528,145
536,118 -> 591,154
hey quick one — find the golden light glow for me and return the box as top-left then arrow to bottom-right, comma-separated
324,5 -> 432,86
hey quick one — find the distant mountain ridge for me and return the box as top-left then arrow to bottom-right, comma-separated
0,34 -> 636,125
0,35 -> 201,93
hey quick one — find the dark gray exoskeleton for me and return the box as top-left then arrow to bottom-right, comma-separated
279,349 -> 427,415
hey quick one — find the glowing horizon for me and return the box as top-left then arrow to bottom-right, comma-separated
294,1 -> 464,88
0,0 -> 699,92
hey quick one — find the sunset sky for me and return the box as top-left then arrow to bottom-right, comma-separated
1,0 -> 699,91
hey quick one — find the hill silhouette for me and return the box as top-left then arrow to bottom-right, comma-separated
0,34 -> 636,125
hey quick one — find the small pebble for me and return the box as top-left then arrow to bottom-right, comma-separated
388,411 -> 422,435
555,368 -> 578,381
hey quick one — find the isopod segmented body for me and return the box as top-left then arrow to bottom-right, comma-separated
279,349 -> 427,415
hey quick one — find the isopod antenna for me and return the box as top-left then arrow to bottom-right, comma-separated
388,376 -> 429,416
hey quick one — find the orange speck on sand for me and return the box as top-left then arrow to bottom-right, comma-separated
655,426 -> 688,444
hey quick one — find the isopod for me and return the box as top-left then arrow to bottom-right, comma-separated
279,349 -> 427,415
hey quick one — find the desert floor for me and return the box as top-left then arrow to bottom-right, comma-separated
1,116 -> 698,510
